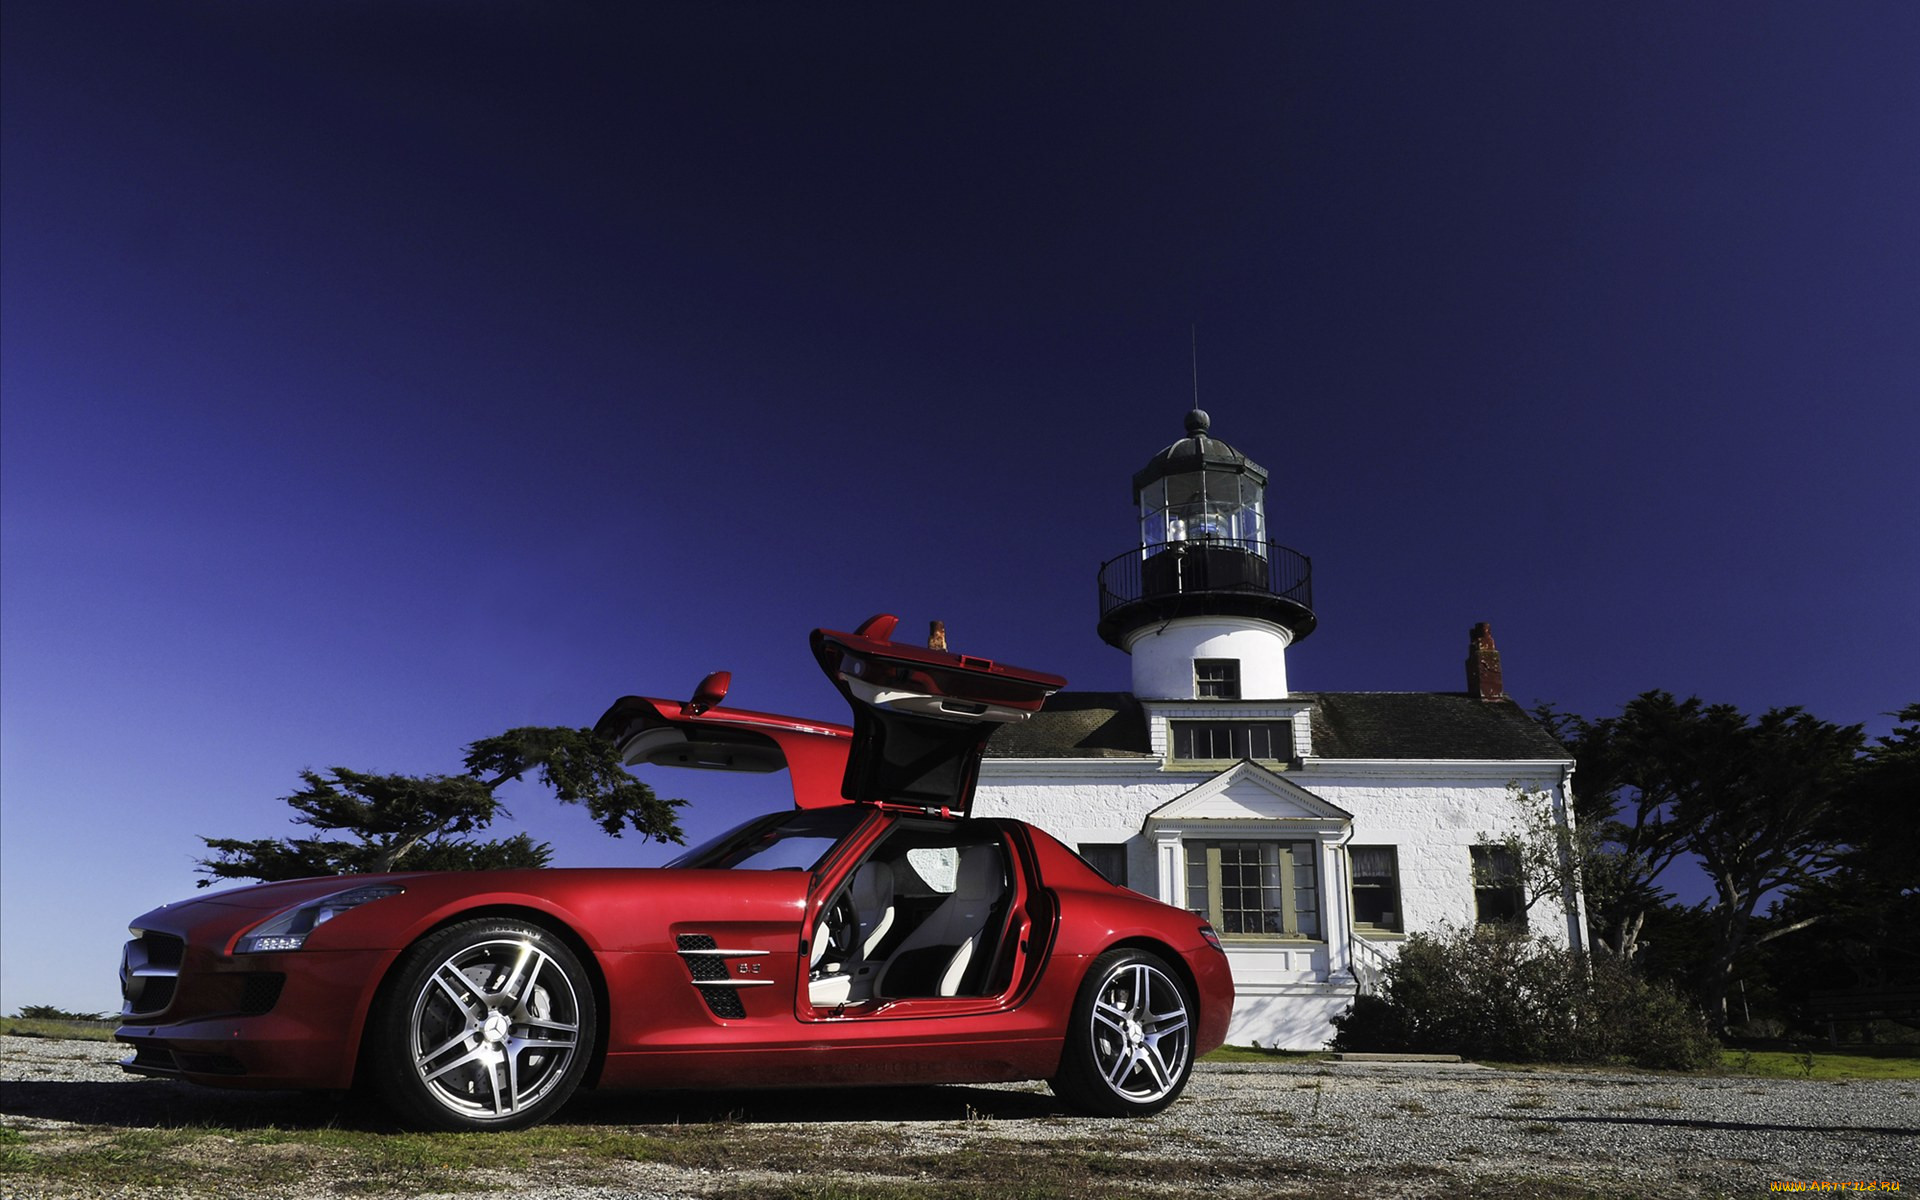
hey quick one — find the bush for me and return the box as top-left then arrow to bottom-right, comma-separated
1328,993 -> 1415,1052
1331,926 -> 1719,1069
1573,956 -> 1723,1069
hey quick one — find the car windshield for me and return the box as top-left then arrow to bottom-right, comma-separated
666,806 -> 869,871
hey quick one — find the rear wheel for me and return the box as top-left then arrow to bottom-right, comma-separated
367,918 -> 596,1131
1049,948 -> 1195,1116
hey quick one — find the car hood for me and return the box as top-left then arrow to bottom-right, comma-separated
137,875 -> 426,920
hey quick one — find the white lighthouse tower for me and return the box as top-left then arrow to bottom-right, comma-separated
1096,409 -> 1316,702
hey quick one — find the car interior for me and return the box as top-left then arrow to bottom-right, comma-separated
808,822 -> 1015,1010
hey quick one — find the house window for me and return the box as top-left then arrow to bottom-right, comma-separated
1350,846 -> 1402,932
1194,659 -> 1241,700
1170,720 -> 1291,761
1077,843 -> 1128,888
1471,845 -> 1525,927
1185,840 -> 1319,938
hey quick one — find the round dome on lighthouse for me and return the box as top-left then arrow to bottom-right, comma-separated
1097,410 -> 1315,699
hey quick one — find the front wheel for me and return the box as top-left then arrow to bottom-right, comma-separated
1049,948 -> 1196,1116
366,918 -> 596,1131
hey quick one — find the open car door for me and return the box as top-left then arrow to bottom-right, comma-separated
810,614 -> 1067,816
593,684 -> 854,809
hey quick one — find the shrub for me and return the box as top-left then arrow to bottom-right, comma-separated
1328,993 -> 1415,1052
1331,925 -> 1719,1069
1573,956 -> 1722,1070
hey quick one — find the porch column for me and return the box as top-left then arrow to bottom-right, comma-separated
1151,825 -> 1184,908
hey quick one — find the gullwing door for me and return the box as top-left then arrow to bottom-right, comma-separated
810,615 -> 1066,817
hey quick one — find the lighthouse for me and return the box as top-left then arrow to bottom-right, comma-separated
978,406 -> 1583,1048
1096,409 -> 1316,701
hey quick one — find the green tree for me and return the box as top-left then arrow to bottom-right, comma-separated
12,1004 -> 109,1022
1537,702 -> 1691,961
1555,692 -> 1865,1030
1762,704 -> 1920,1033
197,727 -> 683,885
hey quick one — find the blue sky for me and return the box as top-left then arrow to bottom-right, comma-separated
4,3 -> 1916,1014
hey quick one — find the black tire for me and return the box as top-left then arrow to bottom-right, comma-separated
365,918 -> 596,1131
1048,948 -> 1196,1116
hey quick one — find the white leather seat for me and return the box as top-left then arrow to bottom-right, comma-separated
875,844 -> 1005,999
850,860 -> 895,958
809,860 -> 897,1007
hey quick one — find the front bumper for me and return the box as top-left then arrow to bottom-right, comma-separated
1186,942 -> 1236,1057
116,945 -> 391,1091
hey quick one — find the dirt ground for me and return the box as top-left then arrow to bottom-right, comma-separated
2,1035 -> 1913,1198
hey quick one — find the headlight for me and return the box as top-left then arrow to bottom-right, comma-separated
235,884 -> 404,954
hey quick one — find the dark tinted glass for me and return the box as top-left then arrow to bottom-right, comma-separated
667,807 -> 868,871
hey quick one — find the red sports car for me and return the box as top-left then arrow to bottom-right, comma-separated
117,616 -> 1233,1130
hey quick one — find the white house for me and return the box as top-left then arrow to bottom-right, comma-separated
974,410 -> 1586,1048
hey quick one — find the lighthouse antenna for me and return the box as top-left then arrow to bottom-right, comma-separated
1190,324 -> 1200,412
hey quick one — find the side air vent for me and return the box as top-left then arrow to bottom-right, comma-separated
675,932 -> 773,1020
684,955 -> 728,982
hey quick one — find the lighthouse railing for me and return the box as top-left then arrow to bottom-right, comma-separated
1096,540 -> 1313,621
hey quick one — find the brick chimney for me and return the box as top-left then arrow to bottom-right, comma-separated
1466,622 -> 1504,701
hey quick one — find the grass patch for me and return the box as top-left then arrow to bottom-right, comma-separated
0,1120 -> 1353,1199
1717,1049 -> 1920,1080
1482,1049 -> 1920,1081
0,1123 -> 690,1193
0,1017 -> 116,1042
1201,1045 -> 1333,1063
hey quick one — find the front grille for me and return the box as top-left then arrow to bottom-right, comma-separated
129,978 -> 177,1014
121,932 -> 185,1016
138,932 -> 185,968
239,974 -> 285,1015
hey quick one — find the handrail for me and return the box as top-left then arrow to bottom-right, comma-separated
1096,540 -> 1313,618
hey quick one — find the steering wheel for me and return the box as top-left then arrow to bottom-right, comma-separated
825,894 -> 856,960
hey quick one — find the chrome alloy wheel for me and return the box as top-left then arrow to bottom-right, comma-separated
406,937 -> 584,1121
1087,958 -> 1192,1103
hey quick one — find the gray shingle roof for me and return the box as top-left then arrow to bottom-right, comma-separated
1299,692 -> 1570,760
985,690 -> 1569,761
984,692 -> 1154,758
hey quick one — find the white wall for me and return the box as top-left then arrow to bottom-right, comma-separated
976,755 -> 1581,1048
1301,763 -> 1583,953
1123,617 -> 1294,699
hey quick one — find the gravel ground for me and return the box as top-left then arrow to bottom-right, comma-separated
2,1035 -> 1914,1198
